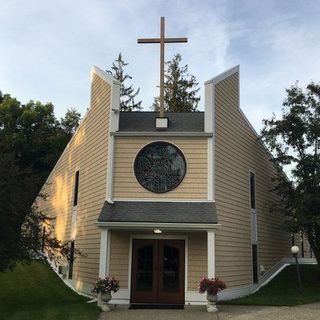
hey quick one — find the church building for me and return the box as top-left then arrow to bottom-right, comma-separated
36,65 -> 292,305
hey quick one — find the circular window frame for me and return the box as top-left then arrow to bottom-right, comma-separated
133,141 -> 187,194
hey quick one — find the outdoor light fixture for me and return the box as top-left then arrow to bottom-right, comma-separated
154,229 -> 162,234
291,245 -> 302,292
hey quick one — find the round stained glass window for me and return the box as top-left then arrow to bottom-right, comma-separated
134,142 -> 187,193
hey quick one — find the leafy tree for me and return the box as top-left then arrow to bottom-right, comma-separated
59,108 -> 81,150
0,144 -> 37,271
0,91 -> 82,271
261,82 -> 320,269
0,93 -> 81,188
0,140 -> 81,272
107,53 -> 142,111
60,108 -> 81,136
152,54 -> 200,112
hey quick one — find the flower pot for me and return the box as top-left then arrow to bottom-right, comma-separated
206,293 -> 218,313
100,292 -> 112,312
101,292 -> 111,302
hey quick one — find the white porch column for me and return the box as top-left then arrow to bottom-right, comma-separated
207,230 -> 215,278
99,228 -> 109,278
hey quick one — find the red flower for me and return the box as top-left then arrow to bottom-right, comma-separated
198,277 -> 226,295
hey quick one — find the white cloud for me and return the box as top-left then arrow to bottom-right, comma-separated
0,0 -> 320,131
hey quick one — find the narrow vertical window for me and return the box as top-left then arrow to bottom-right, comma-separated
41,226 -> 46,252
252,244 -> 258,283
251,212 -> 258,242
250,171 -> 258,283
73,170 -> 79,206
68,240 -> 75,279
300,233 -> 305,258
250,172 -> 256,210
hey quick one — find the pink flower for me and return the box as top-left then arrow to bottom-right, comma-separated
92,275 -> 120,294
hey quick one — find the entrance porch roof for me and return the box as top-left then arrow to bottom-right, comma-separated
97,201 -> 218,225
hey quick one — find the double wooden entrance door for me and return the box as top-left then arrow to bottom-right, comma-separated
131,239 -> 185,305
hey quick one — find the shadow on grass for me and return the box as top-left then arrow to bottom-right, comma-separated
0,261 -> 100,320
220,264 -> 320,306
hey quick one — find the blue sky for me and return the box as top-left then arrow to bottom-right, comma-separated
1,0 -> 320,131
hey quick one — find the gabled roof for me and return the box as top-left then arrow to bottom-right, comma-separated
118,112 -> 204,132
98,201 -> 217,224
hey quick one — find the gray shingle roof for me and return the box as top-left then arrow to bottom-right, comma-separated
98,201 -> 217,224
118,112 -> 204,132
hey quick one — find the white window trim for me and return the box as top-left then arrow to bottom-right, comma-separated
207,230 -> 215,278
99,228 -> 109,278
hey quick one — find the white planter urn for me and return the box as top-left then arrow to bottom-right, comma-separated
206,293 -> 218,313
100,292 -> 112,312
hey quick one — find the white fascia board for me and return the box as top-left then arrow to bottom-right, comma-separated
91,66 -> 120,86
205,65 -> 240,86
96,222 -> 221,231
111,132 -> 213,137
105,83 -> 118,201
105,68 -> 120,202
112,198 -> 215,203
207,137 -> 214,201
105,134 -> 115,203
109,82 -> 120,133
204,83 -> 214,133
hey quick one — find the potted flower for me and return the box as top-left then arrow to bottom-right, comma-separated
93,276 -> 120,312
198,277 -> 226,312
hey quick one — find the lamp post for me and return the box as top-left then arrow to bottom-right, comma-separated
291,245 -> 303,293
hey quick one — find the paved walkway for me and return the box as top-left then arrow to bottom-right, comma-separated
99,303 -> 320,320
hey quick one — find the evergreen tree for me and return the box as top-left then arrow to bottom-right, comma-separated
152,54 -> 200,112
107,53 -> 142,112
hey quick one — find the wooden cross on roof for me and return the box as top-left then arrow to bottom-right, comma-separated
138,17 -> 188,118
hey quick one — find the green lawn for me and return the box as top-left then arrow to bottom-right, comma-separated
222,264 -> 320,306
0,261 -> 100,320
1,262 -> 319,319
